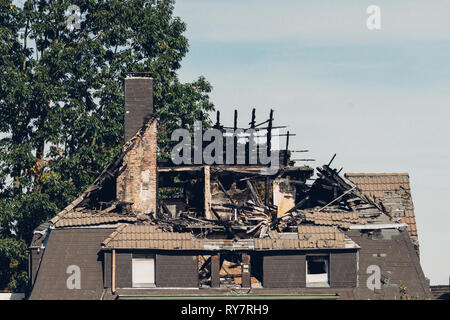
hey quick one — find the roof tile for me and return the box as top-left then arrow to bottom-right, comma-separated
345,172 -> 419,243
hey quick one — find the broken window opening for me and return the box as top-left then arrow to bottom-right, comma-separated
198,255 -> 212,288
250,253 -> 263,288
306,255 -> 329,288
159,187 -> 183,200
219,253 -> 243,288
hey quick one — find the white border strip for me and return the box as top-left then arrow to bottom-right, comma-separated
349,223 -> 407,230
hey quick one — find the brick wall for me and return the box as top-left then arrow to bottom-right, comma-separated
116,118 -> 158,217
263,253 -> 306,288
329,250 -> 357,288
156,253 -> 198,288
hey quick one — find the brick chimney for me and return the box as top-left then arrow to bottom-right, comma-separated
124,77 -> 153,142
117,77 -> 158,218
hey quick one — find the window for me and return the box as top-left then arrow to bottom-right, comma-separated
132,254 -> 155,288
306,255 -> 329,287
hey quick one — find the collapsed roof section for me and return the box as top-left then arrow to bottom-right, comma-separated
39,105 -> 417,253
32,76 -> 417,254
49,117 -> 159,227
345,173 -> 418,247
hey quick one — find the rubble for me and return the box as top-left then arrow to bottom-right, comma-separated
51,109 -> 400,245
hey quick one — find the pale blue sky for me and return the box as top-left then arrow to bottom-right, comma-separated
174,0 -> 450,285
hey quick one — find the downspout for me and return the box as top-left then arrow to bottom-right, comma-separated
112,249 -> 116,294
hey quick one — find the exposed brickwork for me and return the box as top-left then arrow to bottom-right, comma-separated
116,118 -> 158,217
263,253 -> 306,288
156,253 -> 198,288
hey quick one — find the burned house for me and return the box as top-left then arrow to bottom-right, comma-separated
28,77 -> 431,300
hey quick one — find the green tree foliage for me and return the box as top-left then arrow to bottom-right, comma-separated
0,237 -> 28,291
0,0 -> 214,291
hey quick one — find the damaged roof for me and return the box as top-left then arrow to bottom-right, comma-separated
53,210 -> 138,228
101,223 -> 359,250
345,173 -> 418,241
49,117 -> 159,227
35,112 -> 416,254
102,224 -> 202,250
345,173 -> 411,199
302,211 -> 365,229
254,226 -> 355,250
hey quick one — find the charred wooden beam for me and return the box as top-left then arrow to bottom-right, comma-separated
204,166 -> 213,220
234,109 -> 238,164
249,108 -> 256,128
284,130 -> 290,166
284,195 -> 310,215
246,180 -> 264,207
264,177 -> 270,210
160,200 -> 172,217
215,110 -> 221,128
217,179 -> 242,218
328,153 -> 337,167
210,206 -> 222,221
267,109 -> 273,156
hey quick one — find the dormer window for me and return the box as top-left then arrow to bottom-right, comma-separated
132,254 -> 155,288
306,255 -> 329,287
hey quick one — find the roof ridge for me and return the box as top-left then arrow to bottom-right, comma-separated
345,173 -> 409,176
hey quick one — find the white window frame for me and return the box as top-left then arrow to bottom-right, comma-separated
132,254 -> 156,288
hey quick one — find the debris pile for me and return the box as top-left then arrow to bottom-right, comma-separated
51,109 -> 397,245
